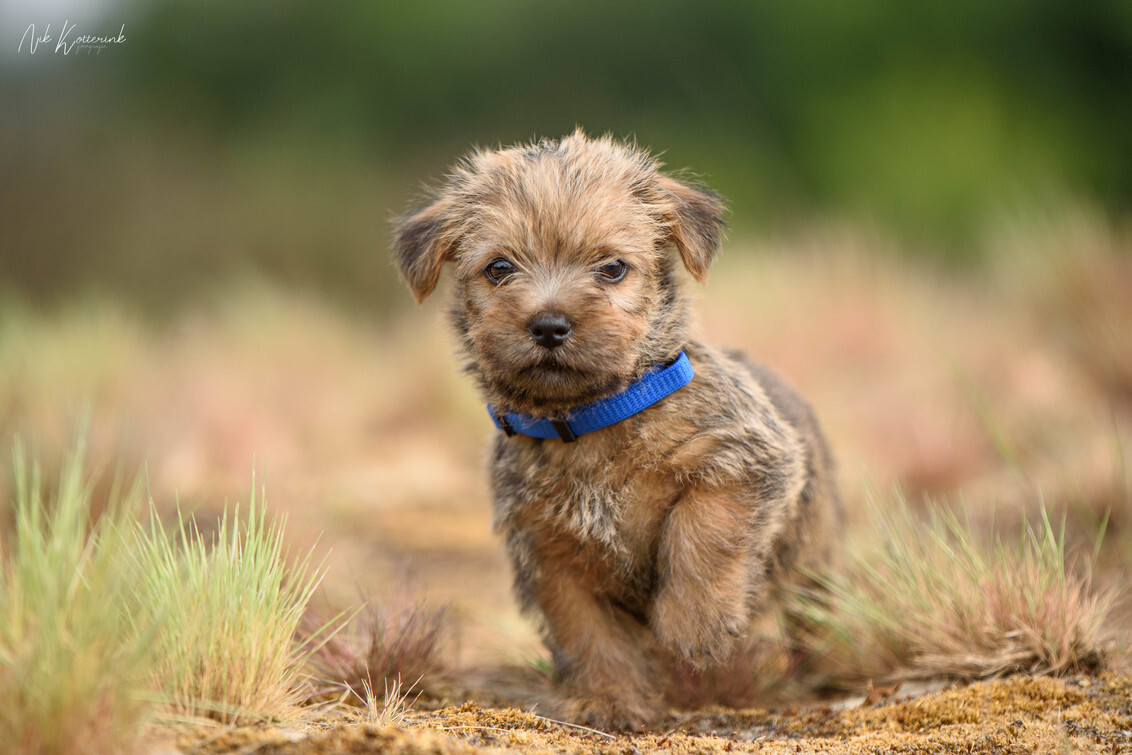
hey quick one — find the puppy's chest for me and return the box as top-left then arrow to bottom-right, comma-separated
492,438 -> 678,567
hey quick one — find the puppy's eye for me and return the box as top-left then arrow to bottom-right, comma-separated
485,258 -> 516,284
596,260 -> 628,283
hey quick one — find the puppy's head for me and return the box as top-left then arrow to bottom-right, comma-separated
392,130 -> 726,415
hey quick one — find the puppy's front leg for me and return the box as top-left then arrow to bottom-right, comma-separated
651,487 -> 760,665
533,559 -> 662,731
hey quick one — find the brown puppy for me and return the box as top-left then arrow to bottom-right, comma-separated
392,130 -> 840,731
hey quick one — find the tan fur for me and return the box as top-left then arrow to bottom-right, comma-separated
392,130 -> 841,730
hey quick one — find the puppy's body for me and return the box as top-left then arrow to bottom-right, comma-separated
393,131 -> 840,730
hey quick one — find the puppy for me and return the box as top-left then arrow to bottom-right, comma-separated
392,130 -> 840,730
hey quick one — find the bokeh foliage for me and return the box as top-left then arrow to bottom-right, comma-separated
2,0 -> 1130,309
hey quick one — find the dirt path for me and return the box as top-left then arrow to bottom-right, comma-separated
165,674 -> 1132,754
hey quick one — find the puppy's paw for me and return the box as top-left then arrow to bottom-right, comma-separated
555,693 -> 661,733
650,588 -> 746,667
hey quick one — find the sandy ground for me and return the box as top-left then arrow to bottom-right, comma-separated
159,675 -> 1132,754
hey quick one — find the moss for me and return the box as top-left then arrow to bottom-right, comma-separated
166,673 -> 1132,754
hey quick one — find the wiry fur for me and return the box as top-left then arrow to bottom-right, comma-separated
392,130 -> 841,730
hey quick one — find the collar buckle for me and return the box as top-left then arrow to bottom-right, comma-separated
495,414 -> 517,437
550,419 -> 577,443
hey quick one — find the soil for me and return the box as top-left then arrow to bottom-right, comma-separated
159,674 -> 1132,754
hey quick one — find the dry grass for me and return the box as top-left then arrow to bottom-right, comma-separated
306,588 -> 451,702
0,439 -> 339,752
0,439 -> 152,755
990,209 -> 1132,404
351,676 -> 415,727
131,475 -> 329,724
799,492 -> 1114,687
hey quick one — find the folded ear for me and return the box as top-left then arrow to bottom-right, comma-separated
657,175 -> 727,283
391,196 -> 458,303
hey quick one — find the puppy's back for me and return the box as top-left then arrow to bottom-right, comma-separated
732,353 -> 842,580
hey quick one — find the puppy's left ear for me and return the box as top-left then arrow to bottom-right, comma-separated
657,175 -> 727,283
391,195 -> 458,304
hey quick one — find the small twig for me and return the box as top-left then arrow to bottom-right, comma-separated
434,725 -> 525,736
532,714 -> 617,740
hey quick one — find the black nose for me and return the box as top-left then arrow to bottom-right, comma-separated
528,311 -> 572,350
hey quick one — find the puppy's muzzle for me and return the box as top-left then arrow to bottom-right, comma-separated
527,311 -> 572,350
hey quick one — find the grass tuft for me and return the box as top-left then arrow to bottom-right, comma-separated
1,439 -> 335,751
352,675 -> 415,727
132,473 -> 329,723
800,492 -> 1115,686
0,439 -> 152,754
307,590 -> 450,703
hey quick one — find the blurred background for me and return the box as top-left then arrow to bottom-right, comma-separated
3,0 -> 1131,307
1,0 -> 1130,668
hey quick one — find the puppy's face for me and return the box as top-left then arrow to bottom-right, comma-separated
393,131 -> 725,415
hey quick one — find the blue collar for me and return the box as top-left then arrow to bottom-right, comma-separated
488,352 -> 694,443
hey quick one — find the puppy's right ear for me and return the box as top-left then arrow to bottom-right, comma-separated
391,196 -> 457,303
